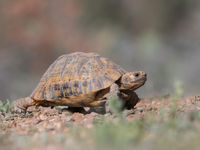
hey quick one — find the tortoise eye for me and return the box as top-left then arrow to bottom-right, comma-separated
135,73 -> 139,77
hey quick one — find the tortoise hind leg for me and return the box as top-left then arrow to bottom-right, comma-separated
14,97 -> 36,113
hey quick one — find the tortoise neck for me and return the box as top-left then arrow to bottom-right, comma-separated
116,77 -> 134,94
119,88 -> 133,95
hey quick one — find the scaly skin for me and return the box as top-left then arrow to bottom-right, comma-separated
14,97 -> 36,113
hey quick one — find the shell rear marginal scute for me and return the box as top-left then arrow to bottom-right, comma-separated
31,52 -> 126,100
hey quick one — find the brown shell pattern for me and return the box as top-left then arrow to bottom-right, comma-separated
30,52 -> 126,100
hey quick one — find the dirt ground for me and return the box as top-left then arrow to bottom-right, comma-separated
1,96 -> 200,135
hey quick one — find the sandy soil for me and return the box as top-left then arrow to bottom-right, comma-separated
1,96 -> 200,135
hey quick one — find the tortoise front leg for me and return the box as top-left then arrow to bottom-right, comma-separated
104,83 -> 122,113
89,83 -> 121,114
14,97 -> 36,113
122,92 -> 140,110
107,84 -> 140,111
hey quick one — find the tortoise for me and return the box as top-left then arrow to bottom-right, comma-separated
15,52 -> 147,113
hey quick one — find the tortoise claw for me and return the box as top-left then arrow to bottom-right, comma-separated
14,98 -> 29,114
14,105 -> 27,114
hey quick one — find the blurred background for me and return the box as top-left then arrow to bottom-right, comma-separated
0,0 -> 200,101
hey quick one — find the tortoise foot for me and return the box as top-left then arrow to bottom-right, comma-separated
14,97 -> 34,114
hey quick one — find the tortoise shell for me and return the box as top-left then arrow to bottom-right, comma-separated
30,52 -> 126,101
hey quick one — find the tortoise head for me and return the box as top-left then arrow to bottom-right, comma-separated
120,71 -> 147,90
